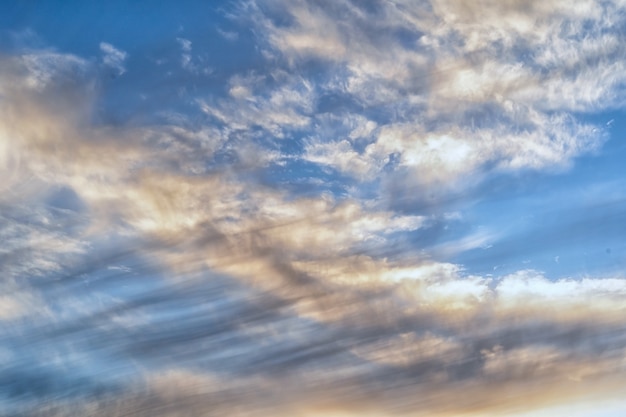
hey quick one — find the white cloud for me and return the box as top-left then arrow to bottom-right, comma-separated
217,28 -> 239,41
304,107 -> 601,186
14,51 -> 88,90
176,37 -> 193,70
199,72 -> 314,137
243,0 -> 623,191
495,270 -> 626,318
100,42 -> 128,74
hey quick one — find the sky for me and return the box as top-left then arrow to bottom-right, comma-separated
1,0 -> 626,416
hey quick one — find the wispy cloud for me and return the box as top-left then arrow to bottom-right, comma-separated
240,0 -> 623,194
100,42 -> 128,75
176,37 -> 192,70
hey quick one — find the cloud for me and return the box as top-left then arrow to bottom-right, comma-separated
304,109 -> 601,188
16,52 -> 89,90
9,264 -> 624,417
495,270 -> 626,318
176,37 -> 192,70
217,28 -> 239,41
2,6 -> 626,414
100,42 -> 128,75
199,71 -> 315,139
240,0 -> 624,195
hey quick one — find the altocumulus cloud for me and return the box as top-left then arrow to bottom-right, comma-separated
1,0 -> 626,416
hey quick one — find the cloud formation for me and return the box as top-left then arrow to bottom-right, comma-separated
239,0 -> 622,192
100,42 -> 128,75
2,0 -> 626,416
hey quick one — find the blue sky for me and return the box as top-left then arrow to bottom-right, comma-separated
1,1 -> 626,416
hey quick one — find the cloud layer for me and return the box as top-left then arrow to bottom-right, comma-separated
2,0 -> 626,416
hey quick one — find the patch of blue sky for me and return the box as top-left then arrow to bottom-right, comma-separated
0,1 -> 263,128
0,363 -> 126,414
260,157 -> 356,198
447,137 -> 626,278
